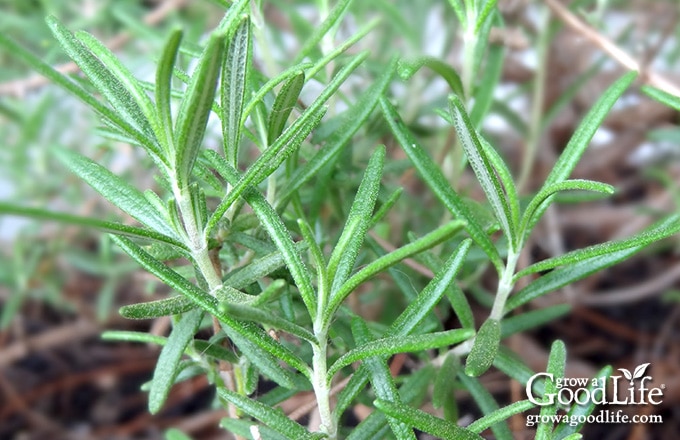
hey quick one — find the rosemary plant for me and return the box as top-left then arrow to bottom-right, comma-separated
1,0 -> 679,439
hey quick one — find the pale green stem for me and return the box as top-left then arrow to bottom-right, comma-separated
311,334 -> 336,439
174,184 -> 223,291
311,281 -> 335,438
490,249 -> 519,321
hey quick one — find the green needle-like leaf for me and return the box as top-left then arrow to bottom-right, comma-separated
506,247 -> 639,313
328,328 -> 473,378
381,97 -> 503,274
398,57 -> 464,98
532,72 -> 636,223
217,388 -> 319,440
516,213 -> 680,279
268,71 -> 305,145
449,95 -> 516,249
641,85 -> 680,111
352,318 -> 416,440
220,302 -> 316,344
46,17 -> 160,157
149,309 -> 203,414
331,220 -> 465,314
75,30 -> 161,146
156,29 -> 183,156
458,373 -> 515,440
520,179 -> 615,243
120,296 -> 195,319
174,33 -> 225,187
467,400 -> 534,434
222,16 -> 251,165
0,36 -> 139,153
374,399 -> 483,440
327,146 -> 384,283
535,340 -> 567,439
54,148 -> 178,239
0,203 -> 184,248
465,318 -> 501,377
278,57 -> 397,204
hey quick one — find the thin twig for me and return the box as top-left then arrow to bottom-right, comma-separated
545,0 -> 680,97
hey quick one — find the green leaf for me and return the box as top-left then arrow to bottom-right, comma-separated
240,62 -> 313,125
352,318 -> 416,440
75,30 -> 161,147
205,151 -> 316,314
506,247 -> 639,313
156,29 -> 183,156
149,309 -> 203,414
332,221 -> 466,318
467,400 -> 534,434
217,388 -> 317,440
470,40 -> 504,128
222,16 -> 251,164
374,399 -> 483,440
516,213 -> 680,279
45,17 -> 162,161
535,340 -> 567,438
192,339 -> 238,363
449,95 -> 516,249
458,373 -> 514,440
493,346 -> 537,389
222,242 -> 307,291
478,136 -> 519,235
221,321 -> 306,387
102,330 -> 166,345
327,146 -> 385,304
219,302 -> 316,344
544,72 -> 637,188
268,71 -> 305,145
387,240 -> 472,336
174,33 -> 225,187
380,97 -> 503,274
0,203 -> 184,248
465,318 -> 501,377
278,57 -> 397,204
54,148 -> 178,240
120,296 -> 195,319
215,0 -> 250,33
433,353 -> 458,410
474,0 -> 499,33
520,179 -> 615,243
641,85 -> 680,111
328,328 -> 473,378
398,57 -> 464,98
500,304 -> 571,338
446,283 -> 475,330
